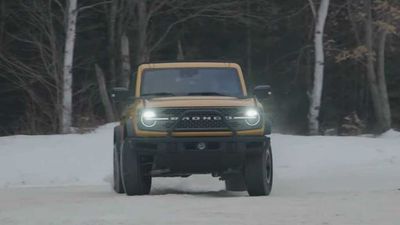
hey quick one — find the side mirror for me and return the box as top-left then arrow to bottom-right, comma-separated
253,85 -> 272,99
111,87 -> 129,102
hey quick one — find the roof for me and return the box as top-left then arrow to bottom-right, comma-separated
137,61 -> 242,70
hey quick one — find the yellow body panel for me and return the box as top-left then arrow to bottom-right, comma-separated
143,96 -> 256,108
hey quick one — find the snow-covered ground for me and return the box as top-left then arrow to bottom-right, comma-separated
0,124 -> 399,225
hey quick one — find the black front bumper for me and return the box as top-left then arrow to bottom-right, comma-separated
126,136 -> 270,175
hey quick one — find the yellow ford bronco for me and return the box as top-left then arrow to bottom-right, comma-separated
112,62 -> 272,196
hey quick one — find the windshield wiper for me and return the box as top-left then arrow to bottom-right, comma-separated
141,92 -> 175,97
187,92 -> 232,97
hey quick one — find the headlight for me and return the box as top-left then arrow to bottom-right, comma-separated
232,108 -> 261,127
140,110 -> 157,128
243,108 -> 261,126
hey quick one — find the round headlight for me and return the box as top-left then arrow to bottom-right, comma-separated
141,110 -> 157,128
245,109 -> 261,126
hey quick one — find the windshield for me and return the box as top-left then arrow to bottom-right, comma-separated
140,68 -> 244,97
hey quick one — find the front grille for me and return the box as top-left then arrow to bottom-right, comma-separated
175,111 -> 228,130
162,108 -> 240,131
137,107 -> 261,132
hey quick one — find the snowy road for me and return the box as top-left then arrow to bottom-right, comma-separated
0,185 -> 399,225
0,124 -> 399,224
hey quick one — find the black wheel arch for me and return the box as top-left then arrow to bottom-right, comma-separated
114,126 -> 122,144
123,119 -> 136,138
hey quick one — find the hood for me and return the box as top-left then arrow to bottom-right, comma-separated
141,96 -> 257,108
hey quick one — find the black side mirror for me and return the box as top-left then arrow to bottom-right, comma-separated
111,87 -> 129,102
253,85 -> 272,99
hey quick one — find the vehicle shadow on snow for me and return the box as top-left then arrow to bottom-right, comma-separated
150,188 -> 247,198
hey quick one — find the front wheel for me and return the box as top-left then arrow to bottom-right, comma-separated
244,145 -> 273,196
113,142 -> 125,193
120,140 -> 151,196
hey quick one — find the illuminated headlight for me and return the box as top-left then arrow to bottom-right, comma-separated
244,108 -> 261,126
233,108 -> 261,126
140,110 -> 157,128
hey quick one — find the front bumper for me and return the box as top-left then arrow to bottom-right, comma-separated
126,135 -> 270,175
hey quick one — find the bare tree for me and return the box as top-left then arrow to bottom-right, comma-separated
132,0 -> 258,64
337,0 -> 400,133
101,0 -> 272,92
0,0 -> 65,134
104,0 -> 127,87
308,0 -> 330,135
364,0 -> 398,132
61,0 -> 78,133
136,0 -> 150,63
120,33 -> 131,88
95,64 -> 115,122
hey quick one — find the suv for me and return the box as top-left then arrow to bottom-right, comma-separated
112,62 -> 272,196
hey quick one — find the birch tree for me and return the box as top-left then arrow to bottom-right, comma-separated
308,0 -> 330,135
61,0 -> 78,133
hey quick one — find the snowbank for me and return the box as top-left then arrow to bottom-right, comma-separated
379,129 -> 400,139
0,124 -> 399,194
272,133 -> 400,194
0,124 -> 115,188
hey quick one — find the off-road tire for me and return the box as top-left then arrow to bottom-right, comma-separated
244,145 -> 273,196
225,174 -> 247,192
113,127 -> 124,193
120,140 -> 151,196
113,143 -> 125,193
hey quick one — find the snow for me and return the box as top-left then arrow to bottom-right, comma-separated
0,123 -> 115,188
0,124 -> 399,224
379,129 -> 400,139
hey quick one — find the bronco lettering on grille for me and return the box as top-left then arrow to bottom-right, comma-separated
179,116 -> 228,121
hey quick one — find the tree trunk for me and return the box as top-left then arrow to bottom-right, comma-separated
0,0 -> 5,47
246,0 -> 253,84
120,33 -> 131,88
61,0 -> 78,134
95,64 -> 115,122
246,28 -> 252,84
364,0 -> 391,133
308,0 -> 330,135
177,39 -> 184,60
377,30 -> 391,130
137,0 -> 149,63
107,0 -> 118,87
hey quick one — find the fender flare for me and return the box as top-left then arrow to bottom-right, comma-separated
263,113 -> 272,135
114,126 -> 123,144
123,119 -> 136,138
